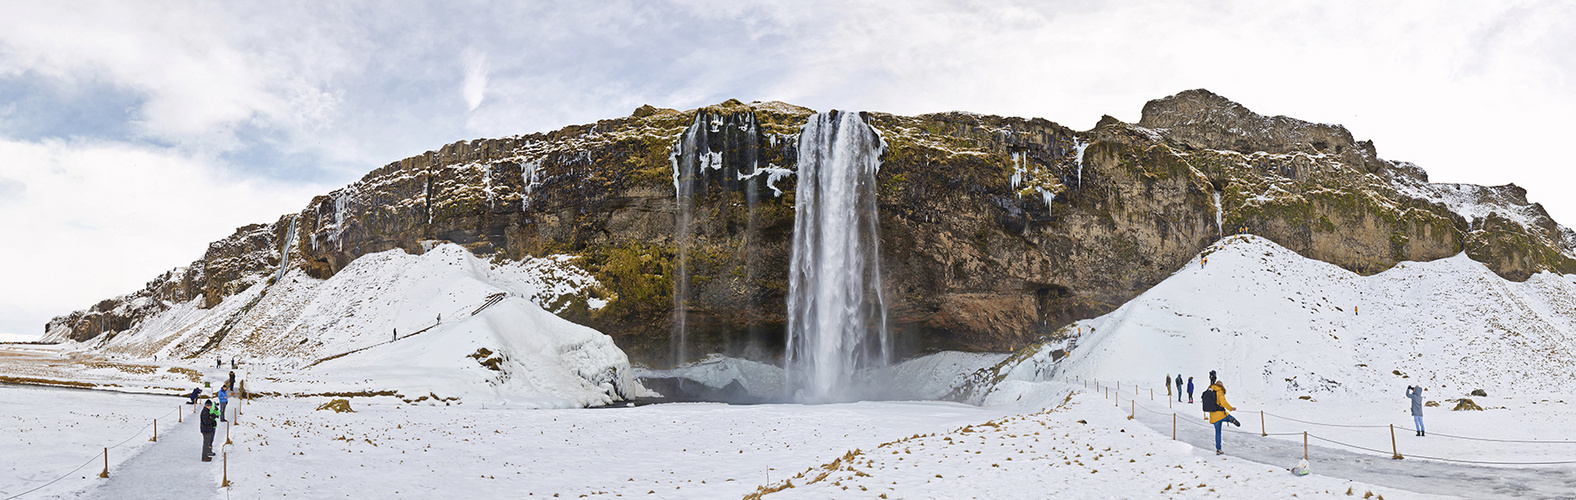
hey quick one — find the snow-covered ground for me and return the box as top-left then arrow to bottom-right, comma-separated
5,379 -> 1454,499
17,244 -> 647,408
1049,234 -> 1576,402
0,383 -> 205,499
756,387 -> 1440,499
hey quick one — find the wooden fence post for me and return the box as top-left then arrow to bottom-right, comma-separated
1129,400 -> 1134,420
99,448 -> 108,478
1172,413 -> 1176,440
151,419 -> 157,442
1303,432 -> 1308,461
1260,410 -> 1266,437
222,451 -> 231,487
1390,424 -> 1403,460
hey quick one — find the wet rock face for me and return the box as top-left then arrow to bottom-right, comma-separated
45,93 -> 1576,365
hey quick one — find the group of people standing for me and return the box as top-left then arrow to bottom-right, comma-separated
1167,370 -> 1239,455
1159,371 -> 1430,457
186,370 -> 238,461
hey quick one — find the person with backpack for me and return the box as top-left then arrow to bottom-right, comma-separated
1202,380 -> 1241,455
1187,377 -> 1195,403
199,400 -> 218,461
187,387 -> 202,405
1175,375 -> 1184,402
216,386 -> 229,422
1406,385 -> 1425,436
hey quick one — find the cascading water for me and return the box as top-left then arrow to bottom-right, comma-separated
1073,138 -> 1090,188
784,110 -> 890,402
1213,190 -> 1224,237
670,115 -> 700,367
273,214 -> 299,284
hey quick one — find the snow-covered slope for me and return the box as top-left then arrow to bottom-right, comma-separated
48,244 -> 647,407
990,234 -> 1576,403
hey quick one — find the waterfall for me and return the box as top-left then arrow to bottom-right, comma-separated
784,110 -> 890,402
1213,190 -> 1224,237
273,214 -> 299,284
670,114 -> 700,367
1073,138 -> 1090,188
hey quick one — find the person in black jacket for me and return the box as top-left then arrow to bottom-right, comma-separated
200,400 -> 218,461
227,371 -> 236,393
187,387 -> 201,405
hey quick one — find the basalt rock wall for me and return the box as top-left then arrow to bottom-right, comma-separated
46,91 -> 1576,367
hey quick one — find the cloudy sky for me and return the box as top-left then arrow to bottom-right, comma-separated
1,0 -> 1572,339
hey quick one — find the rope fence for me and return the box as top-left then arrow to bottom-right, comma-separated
1070,375 -> 1576,467
4,379 -> 244,499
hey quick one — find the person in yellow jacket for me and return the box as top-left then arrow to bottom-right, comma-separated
1202,380 -> 1241,455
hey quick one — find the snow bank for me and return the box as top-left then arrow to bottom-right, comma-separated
49,243 -> 646,407
1016,234 -> 1576,403
636,351 -> 1008,403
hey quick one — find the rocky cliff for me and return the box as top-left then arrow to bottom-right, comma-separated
45,90 -> 1576,367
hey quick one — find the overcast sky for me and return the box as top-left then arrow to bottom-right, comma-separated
1,0 -> 1572,339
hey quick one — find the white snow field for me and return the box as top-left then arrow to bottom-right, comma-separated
0,377 -> 222,499
1049,234 -> 1576,402
22,243 -> 647,408
12,234 -> 1576,497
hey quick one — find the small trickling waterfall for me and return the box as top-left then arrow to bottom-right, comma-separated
784,111 -> 890,402
1213,190 -> 1224,237
1073,138 -> 1090,188
670,114 -> 702,367
273,214 -> 299,284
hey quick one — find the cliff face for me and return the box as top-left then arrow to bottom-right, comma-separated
45,90 -> 1576,366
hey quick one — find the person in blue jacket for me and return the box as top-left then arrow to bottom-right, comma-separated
1174,374 -> 1184,402
1406,385 -> 1425,436
216,386 -> 229,422
1187,377 -> 1195,403
187,387 -> 201,405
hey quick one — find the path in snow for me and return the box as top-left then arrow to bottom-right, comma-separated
1126,394 -> 1576,498
66,405 -> 224,500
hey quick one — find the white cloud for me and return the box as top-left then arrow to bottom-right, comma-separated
1,0 -> 1575,336
462,48 -> 489,112
0,138 -> 323,337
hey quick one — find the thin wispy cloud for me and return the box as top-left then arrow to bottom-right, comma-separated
462,48 -> 489,112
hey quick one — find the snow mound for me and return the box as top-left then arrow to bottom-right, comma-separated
64,243 -> 647,407
991,234 -> 1576,403
636,355 -> 787,401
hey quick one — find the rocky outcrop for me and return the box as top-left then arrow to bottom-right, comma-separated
44,91 -> 1576,366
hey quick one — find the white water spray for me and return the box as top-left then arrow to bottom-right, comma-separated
1213,190 -> 1224,237
1073,138 -> 1090,188
784,111 -> 890,402
273,214 -> 299,284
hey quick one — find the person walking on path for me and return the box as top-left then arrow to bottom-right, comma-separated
1407,385 -> 1426,436
1166,374 -> 1173,398
1175,375 -> 1184,402
1202,380 -> 1241,455
216,386 -> 229,422
1187,377 -> 1195,403
199,400 -> 218,461
227,371 -> 236,393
